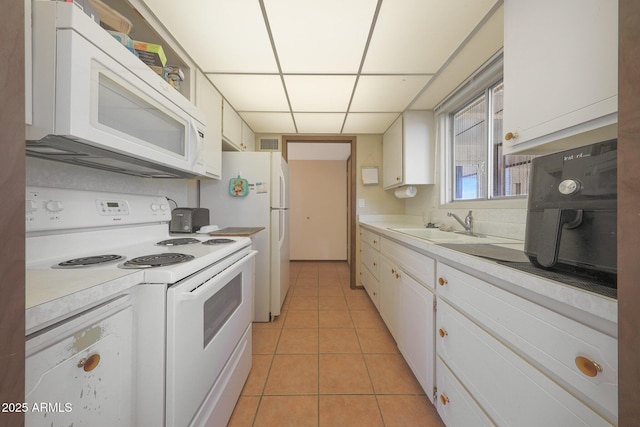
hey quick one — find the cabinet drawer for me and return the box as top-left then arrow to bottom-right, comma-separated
360,228 -> 380,251
435,357 -> 494,427
360,243 -> 379,279
436,298 -> 613,427
436,263 -> 617,422
381,237 -> 435,288
359,262 -> 379,309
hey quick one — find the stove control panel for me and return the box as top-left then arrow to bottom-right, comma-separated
26,187 -> 172,233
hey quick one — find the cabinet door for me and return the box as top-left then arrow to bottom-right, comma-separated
222,99 -> 243,148
503,0 -> 618,154
382,115 -> 403,189
241,121 -> 255,151
435,356 -> 495,427
195,70 -> 222,178
437,298 -> 613,427
25,302 -> 133,426
378,256 -> 398,338
396,270 -> 434,399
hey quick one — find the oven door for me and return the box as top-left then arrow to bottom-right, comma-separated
165,249 -> 256,427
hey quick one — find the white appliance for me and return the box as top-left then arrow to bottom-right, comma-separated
200,151 -> 290,322
26,1 -> 207,178
25,186 -> 255,427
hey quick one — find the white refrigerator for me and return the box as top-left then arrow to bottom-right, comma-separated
199,152 -> 290,322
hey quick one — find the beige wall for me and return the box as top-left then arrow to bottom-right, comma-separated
289,160 -> 347,260
355,134 -> 406,216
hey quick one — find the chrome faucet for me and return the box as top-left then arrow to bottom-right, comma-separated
448,210 -> 474,235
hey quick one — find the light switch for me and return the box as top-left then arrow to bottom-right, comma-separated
358,198 -> 365,208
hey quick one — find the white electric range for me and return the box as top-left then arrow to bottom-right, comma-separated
25,186 -> 255,427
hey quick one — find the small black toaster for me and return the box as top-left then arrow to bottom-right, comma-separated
169,208 -> 210,233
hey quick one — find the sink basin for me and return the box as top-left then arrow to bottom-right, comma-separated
388,228 -> 467,242
388,227 -> 521,245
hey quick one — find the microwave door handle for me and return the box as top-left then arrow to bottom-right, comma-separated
189,119 -> 202,168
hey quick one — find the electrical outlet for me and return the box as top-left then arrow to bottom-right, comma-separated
358,198 -> 365,208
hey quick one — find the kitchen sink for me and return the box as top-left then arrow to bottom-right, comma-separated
388,227 -> 521,245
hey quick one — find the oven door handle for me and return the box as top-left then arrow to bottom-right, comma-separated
179,251 -> 257,300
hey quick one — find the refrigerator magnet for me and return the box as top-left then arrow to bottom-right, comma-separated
229,175 -> 249,197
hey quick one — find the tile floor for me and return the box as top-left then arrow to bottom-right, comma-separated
227,261 -> 446,427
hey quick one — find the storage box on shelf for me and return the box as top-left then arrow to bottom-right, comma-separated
502,0 -> 618,154
101,0 -> 194,100
435,262 -> 617,426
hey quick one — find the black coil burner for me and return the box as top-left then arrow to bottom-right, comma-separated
156,238 -> 201,246
202,238 -> 236,245
122,253 -> 195,268
54,254 -> 124,269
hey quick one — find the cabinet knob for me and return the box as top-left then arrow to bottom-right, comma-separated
575,356 -> 602,377
391,268 -> 396,274
373,240 -> 377,244
439,328 -> 448,338
438,277 -> 448,286
504,131 -> 518,141
77,354 -> 100,372
396,177 -> 401,181
373,262 -> 377,267
439,393 -> 450,405
395,273 -> 400,279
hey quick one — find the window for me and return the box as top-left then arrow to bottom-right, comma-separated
449,70 -> 534,201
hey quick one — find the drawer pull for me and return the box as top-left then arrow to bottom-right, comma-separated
77,354 -> 100,372
440,393 -> 450,405
373,240 -> 377,244
575,356 -> 602,377
373,262 -> 377,267
438,277 -> 448,286
391,268 -> 396,274
439,328 -> 448,338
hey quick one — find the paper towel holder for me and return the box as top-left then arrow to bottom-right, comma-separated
394,185 -> 418,198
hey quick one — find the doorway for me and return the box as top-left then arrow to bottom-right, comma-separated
282,135 -> 357,289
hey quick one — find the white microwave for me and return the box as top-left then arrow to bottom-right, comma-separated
26,1 -> 207,178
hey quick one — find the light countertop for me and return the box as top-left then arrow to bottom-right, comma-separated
358,215 -> 617,337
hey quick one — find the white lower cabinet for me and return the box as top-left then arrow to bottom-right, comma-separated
435,357 -> 494,427
437,297 -> 612,426
378,256 -> 398,337
360,261 -> 379,308
396,268 -> 435,400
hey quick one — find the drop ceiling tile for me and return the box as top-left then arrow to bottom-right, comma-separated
284,75 -> 357,112
411,5 -> 504,110
363,0 -> 499,74
205,74 -> 289,111
342,113 -> 400,134
264,0 -> 378,73
240,112 -> 296,134
143,0 -> 277,73
293,113 -> 346,134
350,75 -> 432,112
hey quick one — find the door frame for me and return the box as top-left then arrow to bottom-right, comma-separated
282,135 -> 357,289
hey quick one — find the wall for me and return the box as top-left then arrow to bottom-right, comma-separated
26,157 -> 197,207
355,134 -> 405,216
289,160 -> 347,260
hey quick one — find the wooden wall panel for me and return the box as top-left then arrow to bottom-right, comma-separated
618,0 -> 640,425
0,1 -> 26,426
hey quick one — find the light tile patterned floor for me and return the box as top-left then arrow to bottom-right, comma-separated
227,261 -> 446,427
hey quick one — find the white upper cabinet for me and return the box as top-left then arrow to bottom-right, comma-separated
502,0 -> 618,154
382,111 -> 434,189
222,100 -> 243,150
194,70 -> 222,179
241,122 -> 255,152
